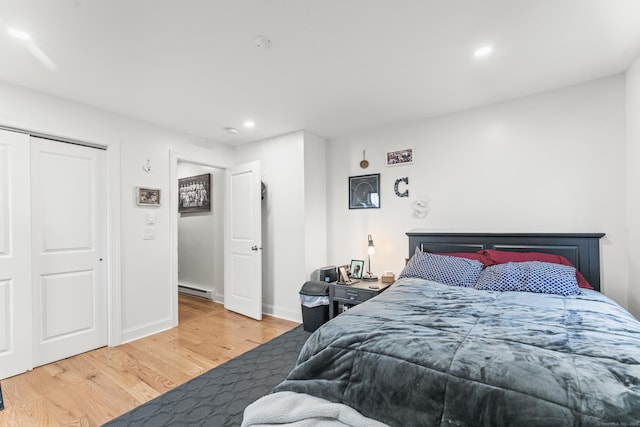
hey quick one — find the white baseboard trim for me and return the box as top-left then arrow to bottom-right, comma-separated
120,317 -> 175,344
262,303 -> 303,323
213,291 -> 224,304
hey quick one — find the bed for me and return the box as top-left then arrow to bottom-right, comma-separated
243,232 -> 640,426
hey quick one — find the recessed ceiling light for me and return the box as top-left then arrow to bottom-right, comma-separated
7,27 -> 32,41
224,127 -> 238,134
243,120 -> 255,129
474,45 -> 493,58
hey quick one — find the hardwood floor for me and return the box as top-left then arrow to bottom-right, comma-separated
0,294 -> 299,427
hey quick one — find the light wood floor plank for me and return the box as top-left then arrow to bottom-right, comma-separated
0,294 -> 299,427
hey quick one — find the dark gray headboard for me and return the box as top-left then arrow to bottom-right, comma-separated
406,232 -> 605,292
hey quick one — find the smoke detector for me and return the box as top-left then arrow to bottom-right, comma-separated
254,36 -> 272,50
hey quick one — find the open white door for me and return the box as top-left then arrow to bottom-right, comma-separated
0,129 -> 32,379
31,137 -> 108,367
224,161 -> 262,320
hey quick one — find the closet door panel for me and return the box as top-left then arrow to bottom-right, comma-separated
31,137 -> 108,367
0,129 -> 31,380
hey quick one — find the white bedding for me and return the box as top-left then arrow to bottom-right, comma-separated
242,391 -> 389,427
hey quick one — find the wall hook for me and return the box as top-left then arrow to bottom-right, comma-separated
142,159 -> 152,173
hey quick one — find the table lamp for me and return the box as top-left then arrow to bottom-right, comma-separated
363,234 -> 378,281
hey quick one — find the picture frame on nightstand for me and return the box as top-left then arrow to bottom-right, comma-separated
350,259 -> 364,279
338,266 -> 350,283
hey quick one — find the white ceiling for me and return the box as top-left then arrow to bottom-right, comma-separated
1,0 -> 640,145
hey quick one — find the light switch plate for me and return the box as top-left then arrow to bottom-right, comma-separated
144,227 -> 155,240
145,212 -> 156,224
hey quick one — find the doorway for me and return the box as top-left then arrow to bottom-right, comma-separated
176,162 -> 225,303
170,150 -> 227,328
170,151 -> 263,326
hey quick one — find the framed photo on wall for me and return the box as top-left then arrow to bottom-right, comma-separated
179,173 -> 211,213
386,148 -> 413,166
136,187 -> 161,206
349,173 -> 380,209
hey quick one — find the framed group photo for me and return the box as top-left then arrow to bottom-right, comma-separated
349,173 -> 380,209
179,173 -> 211,213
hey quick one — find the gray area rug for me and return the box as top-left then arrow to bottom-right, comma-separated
103,325 -> 310,426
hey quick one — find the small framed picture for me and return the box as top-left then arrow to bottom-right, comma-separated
136,187 -> 161,206
339,266 -> 350,283
350,259 -> 365,279
349,173 -> 380,209
386,148 -> 413,166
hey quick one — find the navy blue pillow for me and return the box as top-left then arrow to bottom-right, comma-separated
474,261 -> 582,296
399,248 -> 484,287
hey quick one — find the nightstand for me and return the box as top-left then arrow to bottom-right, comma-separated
328,280 -> 393,319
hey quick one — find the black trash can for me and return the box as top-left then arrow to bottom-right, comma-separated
300,281 -> 330,332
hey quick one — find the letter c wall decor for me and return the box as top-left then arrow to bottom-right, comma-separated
394,177 -> 409,198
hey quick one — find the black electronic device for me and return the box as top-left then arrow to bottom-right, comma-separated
310,266 -> 338,283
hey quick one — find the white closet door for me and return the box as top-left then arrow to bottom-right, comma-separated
31,137 -> 108,367
0,129 -> 31,379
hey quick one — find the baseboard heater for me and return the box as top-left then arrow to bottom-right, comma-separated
178,284 -> 214,301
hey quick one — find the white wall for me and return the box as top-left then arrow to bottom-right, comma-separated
327,75 -> 629,311
0,80 -> 234,343
235,131 -> 327,322
304,133 -> 328,277
627,56 -> 640,317
177,162 -> 224,300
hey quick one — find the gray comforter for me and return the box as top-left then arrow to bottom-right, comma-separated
275,278 -> 640,426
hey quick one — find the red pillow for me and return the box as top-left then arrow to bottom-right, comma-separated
479,249 -> 593,290
439,252 -> 493,267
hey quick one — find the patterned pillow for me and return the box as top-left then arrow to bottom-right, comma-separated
399,248 -> 484,287
474,261 -> 582,296
479,249 -> 593,289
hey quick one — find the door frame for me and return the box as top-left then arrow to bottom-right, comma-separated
106,141 -> 122,346
169,150 -> 231,325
